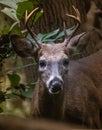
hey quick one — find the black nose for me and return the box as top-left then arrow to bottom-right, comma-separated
49,78 -> 63,94
51,82 -> 62,93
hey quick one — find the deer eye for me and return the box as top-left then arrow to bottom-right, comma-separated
39,60 -> 47,68
63,58 -> 69,67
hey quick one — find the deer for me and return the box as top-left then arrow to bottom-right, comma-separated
10,6 -> 102,129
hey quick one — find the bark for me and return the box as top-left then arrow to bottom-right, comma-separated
34,0 -> 87,33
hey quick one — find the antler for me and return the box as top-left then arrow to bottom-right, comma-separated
64,6 -> 81,46
25,7 -> 42,49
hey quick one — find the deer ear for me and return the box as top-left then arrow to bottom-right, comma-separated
10,35 -> 38,58
67,32 -> 89,58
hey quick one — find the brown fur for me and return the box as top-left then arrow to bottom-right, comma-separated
31,47 -> 102,128
68,29 -> 102,59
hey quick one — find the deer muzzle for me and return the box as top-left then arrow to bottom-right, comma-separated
48,77 -> 63,94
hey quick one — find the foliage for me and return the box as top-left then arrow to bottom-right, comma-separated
0,34 -> 12,68
0,0 -> 37,113
37,27 -> 73,43
0,0 -> 39,34
0,0 -> 43,64
0,73 -> 35,112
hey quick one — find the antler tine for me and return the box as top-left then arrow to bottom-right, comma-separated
63,22 -> 67,38
64,5 -> 81,46
25,7 -> 42,48
63,22 -> 69,44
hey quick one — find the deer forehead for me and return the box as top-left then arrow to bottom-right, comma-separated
38,43 -> 68,61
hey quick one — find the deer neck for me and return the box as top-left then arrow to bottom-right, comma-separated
37,79 -> 64,119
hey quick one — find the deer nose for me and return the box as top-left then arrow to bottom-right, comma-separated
49,78 -> 63,94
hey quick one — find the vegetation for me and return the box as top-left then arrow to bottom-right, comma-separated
0,0 -> 36,114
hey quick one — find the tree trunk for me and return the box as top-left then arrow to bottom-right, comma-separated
34,0 -> 87,34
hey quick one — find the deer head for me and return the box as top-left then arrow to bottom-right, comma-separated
10,6 -> 85,94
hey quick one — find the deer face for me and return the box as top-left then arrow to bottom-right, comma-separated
11,35 -> 70,94
38,43 -> 69,94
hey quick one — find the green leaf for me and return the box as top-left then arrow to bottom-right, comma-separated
55,27 -> 74,40
25,82 -> 36,89
9,21 -> 19,31
34,9 -> 43,24
0,0 -> 27,9
37,33 -> 44,41
55,31 -> 64,40
17,1 -> 34,20
41,29 -> 60,42
1,7 -> 19,22
21,89 -> 34,98
5,93 -> 19,99
10,24 -> 23,35
7,73 -> 20,87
